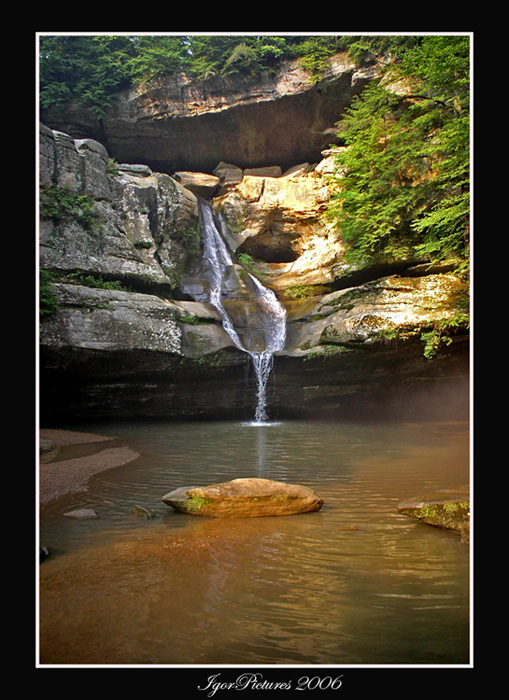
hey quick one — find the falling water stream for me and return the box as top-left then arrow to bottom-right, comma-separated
199,199 -> 286,423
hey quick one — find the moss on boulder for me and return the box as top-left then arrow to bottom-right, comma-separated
162,477 -> 324,518
397,486 -> 470,543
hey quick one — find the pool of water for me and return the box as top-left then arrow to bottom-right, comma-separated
38,418 -> 471,667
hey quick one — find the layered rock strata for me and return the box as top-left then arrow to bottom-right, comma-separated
41,52 -> 378,175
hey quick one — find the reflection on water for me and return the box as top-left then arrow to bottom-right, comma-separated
38,419 -> 470,666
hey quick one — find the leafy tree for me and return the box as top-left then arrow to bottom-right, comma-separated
126,35 -> 189,82
327,35 -> 470,272
287,35 -> 340,79
186,35 -> 246,77
39,34 -> 347,114
39,35 -> 136,117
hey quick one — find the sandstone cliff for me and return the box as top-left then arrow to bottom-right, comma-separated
41,52 -> 378,175
39,55 -> 469,422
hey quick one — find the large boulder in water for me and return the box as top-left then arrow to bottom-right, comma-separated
162,477 -> 324,517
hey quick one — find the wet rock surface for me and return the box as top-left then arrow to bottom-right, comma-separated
39,429 -> 140,505
397,486 -> 470,543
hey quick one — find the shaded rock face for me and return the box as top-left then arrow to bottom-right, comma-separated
162,478 -> 324,517
42,53 -> 377,175
39,124 -> 200,294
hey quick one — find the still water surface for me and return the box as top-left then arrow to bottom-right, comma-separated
38,419 -> 470,666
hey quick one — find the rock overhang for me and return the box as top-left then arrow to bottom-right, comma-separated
41,52 -> 377,177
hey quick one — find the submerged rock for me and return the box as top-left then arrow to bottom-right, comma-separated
63,508 -> 99,520
39,438 -> 60,463
131,504 -> 156,520
162,477 -> 324,518
397,487 -> 470,543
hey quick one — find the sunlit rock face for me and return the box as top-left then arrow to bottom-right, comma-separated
41,52 -> 376,175
284,273 -> 469,355
213,166 -> 343,293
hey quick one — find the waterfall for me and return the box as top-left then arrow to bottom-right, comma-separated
198,199 -> 286,423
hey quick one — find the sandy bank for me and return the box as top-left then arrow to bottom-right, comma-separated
39,429 -> 139,505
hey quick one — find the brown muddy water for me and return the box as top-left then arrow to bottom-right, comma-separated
38,419 -> 471,667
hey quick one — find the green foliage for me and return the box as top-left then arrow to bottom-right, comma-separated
107,158 -> 119,175
420,312 -> 470,359
378,327 -> 400,347
222,43 -> 260,76
39,35 -> 136,117
39,34 -> 345,115
42,34 -> 429,118
40,186 -> 99,230
236,251 -> 258,272
282,284 -> 320,299
63,270 -> 125,290
336,35 -> 420,64
39,269 -> 59,320
327,36 -> 470,272
125,35 -> 188,82
288,36 -> 339,81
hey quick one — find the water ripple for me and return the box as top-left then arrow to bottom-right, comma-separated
39,419 -> 470,665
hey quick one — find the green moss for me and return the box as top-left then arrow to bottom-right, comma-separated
404,500 -> 470,529
282,284 -> 320,299
303,345 -> 348,361
40,186 -> 101,231
39,269 -> 59,320
179,314 -> 206,325
330,288 -> 366,310
184,494 -> 211,513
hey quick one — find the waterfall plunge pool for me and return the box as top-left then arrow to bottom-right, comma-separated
38,417 -> 471,667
